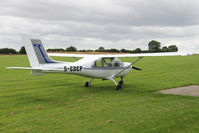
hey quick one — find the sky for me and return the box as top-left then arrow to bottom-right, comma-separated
0,0 -> 199,53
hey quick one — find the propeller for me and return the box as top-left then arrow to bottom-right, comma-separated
132,66 -> 142,71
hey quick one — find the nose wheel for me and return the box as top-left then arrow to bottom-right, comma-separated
116,84 -> 122,90
116,78 -> 124,90
85,81 -> 90,87
111,77 -> 124,90
119,78 -> 124,86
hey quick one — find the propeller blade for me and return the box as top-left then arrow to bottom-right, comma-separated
132,66 -> 142,71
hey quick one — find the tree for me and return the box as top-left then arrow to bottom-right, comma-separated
79,49 -> 86,52
141,50 -> 150,53
161,46 -> 168,52
87,49 -> 94,52
19,46 -> 26,54
132,48 -> 142,53
168,45 -> 178,52
47,48 -> 65,52
96,47 -> 105,52
109,49 -> 120,53
66,46 -> 77,52
99,47 -> 105,50
148,40 -> 161,52
121,49 -> 128,53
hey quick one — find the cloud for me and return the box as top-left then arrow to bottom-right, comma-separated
0,0 -> 198,53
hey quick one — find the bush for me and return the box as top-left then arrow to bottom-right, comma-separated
161,46 -> 168,52
121,49 -> 129,53
168,45 -> 178,52
141,50 -> 151,53
131,48 -> 142,53
47,48 -> 65,52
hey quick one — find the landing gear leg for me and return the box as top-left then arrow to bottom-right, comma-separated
85,78 -> 94,87
110,78 -> 122,90
119,77 -> 124,86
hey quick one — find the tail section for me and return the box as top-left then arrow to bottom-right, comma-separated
21,34 -> 57,67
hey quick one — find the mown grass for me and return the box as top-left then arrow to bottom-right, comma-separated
0,55 -> 199,133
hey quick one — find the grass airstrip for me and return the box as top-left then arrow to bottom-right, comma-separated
0,55 -> 199,133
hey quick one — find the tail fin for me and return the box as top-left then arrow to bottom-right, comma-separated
21,34 -> 57,67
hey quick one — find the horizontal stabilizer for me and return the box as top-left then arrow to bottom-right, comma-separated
6,67 -> 63,71
31,70 -> 45,76
6,67 -> 41,70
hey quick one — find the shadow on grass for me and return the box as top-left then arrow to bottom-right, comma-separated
85,83 -> 151,95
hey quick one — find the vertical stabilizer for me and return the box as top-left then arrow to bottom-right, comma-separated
20,34 -> 56,67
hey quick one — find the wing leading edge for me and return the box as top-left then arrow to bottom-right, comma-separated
48,52 -> 189,58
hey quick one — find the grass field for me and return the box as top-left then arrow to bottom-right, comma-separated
1,55 -> 199,133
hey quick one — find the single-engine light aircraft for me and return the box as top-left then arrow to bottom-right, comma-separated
7,34 -> 187,90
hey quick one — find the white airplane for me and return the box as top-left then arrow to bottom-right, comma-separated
7,34 -> 187,90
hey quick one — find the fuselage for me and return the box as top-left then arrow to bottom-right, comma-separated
37,61 -> 132,79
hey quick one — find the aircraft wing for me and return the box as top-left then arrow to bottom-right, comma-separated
48,52 -> 189,58
97,52 -> 189,57
48,53 -> 89,58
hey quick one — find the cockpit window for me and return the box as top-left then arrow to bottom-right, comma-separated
93,57 -> 123,68
103,58 -> 114,67
95,59 -> 103,67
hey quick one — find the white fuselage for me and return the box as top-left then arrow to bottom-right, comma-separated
37,61 -> 132,79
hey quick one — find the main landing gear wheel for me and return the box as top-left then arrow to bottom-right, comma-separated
116,84 -> 122,90
115,77 -> 124,90
84,78 -> 93,87
85,81 -> 90,87
119,77 -> 124,86
119,80 -> 123,86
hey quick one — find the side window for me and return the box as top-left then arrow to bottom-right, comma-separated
112,58 -> 123,67
95,59 -> 103,67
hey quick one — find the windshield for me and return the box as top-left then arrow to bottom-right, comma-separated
93,57 -> 123,68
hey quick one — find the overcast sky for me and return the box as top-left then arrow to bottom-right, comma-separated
0,0 -> 199,52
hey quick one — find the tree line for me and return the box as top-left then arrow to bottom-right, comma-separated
0,47 -> 26,54
0,40 -> 178,54
47,40 -> 178,53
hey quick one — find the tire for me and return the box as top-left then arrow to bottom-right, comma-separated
85,81 -> 90,87
119,80 -> 123,85
116,84 -> 122,90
